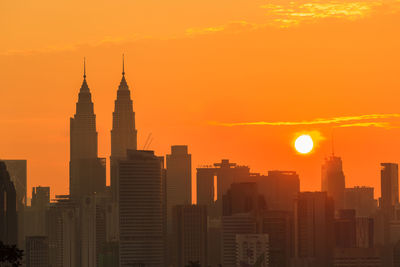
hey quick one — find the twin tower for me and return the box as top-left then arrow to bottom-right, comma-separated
69,58 -> 137,200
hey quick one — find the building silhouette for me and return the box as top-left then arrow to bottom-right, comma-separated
26,236 -> 49,267
344,186 -> 376,217
118,150 -> 166,267
3,160 -> 27,249
236,234 -> 270,267
333,247 -> 381,267
0,161 -> 18,246
321,155 -> 346,210
69,61 -> 106,199
381,163 -> 399,216
335,209 -> 356,248
172,204 -> 207,267
197,159 -> 252,218
222,182 -> 262,216
2,160 -> 27,209
110,56 -> 138,200
262,210 -> 292,267
258,171 -> 300,211
355,217 -> 374,248
222,213 -> 257,267
166,145 -> 192,228
292,192 -> 334,267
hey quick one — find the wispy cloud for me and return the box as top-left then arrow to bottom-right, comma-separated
261,0 -> 384,27
211,113 -> 400,128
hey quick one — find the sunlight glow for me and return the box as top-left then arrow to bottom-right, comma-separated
295,134 -> 314,154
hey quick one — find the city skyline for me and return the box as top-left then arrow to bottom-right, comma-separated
2,55 -> 400,200
2,1 -> 400,200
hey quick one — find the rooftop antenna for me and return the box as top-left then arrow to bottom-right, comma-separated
122,54 -> 125,76
83,57 -> 86,79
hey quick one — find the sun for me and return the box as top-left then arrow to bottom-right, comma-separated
295,134 -> 314,154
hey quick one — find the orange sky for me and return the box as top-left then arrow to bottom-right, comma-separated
1,0 -> 400,201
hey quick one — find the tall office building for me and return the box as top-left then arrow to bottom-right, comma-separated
3,160 -> 27,249
69,61 -> 106,199
236,234 -> 270,267
335,209 -> 356,248
26,236 -> 49,267
172,204 -> 207,267
293,192 -> 334,267
31,186 -> 50,209
355,217 -> 374,248
118,150 -> 166,267
222,182 -> 262,216
381,163 -> 399,213
380,163 -> 399,248
0,161 -> 18,245
321,155 -> 346,210
222,213 -> 257,267
262,210 -> 292,267
344,186 -> 376,217
25,187 -> 50,238
2,160 -> 27,208
258,171 -> 300,211
110,57 -> 137,200
166,146 -> 192,228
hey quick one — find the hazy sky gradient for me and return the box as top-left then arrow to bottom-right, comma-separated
1,0 -> 400,200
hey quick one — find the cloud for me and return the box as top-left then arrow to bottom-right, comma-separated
210,113 -> 400,128
261,0 -> 385,27
186,21 -> 259,36
335,122 -> 395,128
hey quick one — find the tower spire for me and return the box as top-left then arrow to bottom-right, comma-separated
122,54 -> 125,76
83,57 -> 86,79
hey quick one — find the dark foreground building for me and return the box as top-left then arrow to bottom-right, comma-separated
118,150 -> 166,267
0,161 -> 18,246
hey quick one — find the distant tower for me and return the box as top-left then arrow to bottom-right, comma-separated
166,145 -> 192,232
380,163 -> 399,211
321,155 -> 346,210
0,161 -> 18,245
69,59 -> 106,199
111,55 -> 137,200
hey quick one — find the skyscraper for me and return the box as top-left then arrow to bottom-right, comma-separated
293,192 -> 334,267
335,209 -> 356,248
258,171 -> 300,211
118,150 -> 166,267
236,234 -> 270,267
26,236 -> 49,267
222,213 -> 257,267
69,60 -> 106,199
110,56 -> 137,200
380,163 -> 399,213
0,161 -> 18,245
321,155 -> 346,210
166,146 -> 192,228
261,210 -> 292,267
344,186 -> 376,217
3,159 -> 27,249
2,159 -> 27,209
172,204 -> 207,267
